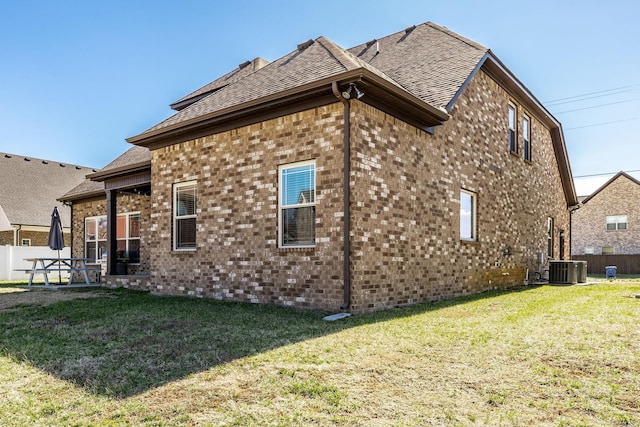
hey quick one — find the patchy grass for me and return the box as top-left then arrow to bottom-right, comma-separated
1,282 -> 639,426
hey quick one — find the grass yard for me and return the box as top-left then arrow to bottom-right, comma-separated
0,280 -> 639,426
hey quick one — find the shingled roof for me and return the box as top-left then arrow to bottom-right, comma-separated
0,153 -> 96,229
60,146 -> 151,201
125,21 -> 576,205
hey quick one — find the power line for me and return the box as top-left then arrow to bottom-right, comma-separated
554,98 -> 640,114
574,169 -> 640,179
545,84 -> 640,106
564,116 -> 640,131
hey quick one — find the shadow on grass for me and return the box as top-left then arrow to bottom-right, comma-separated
0,286 -> 537,398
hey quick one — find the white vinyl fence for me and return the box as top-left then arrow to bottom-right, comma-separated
0,245 -> 71,281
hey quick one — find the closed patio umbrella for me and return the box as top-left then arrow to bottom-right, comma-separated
47,206 -> 65,284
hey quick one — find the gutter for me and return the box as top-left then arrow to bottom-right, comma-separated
332,81 -> 351,311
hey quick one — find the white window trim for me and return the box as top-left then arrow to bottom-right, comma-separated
116,212 -> 141,263
21,238 -> 31,246
278,160 -> 316,248
173,181 -> 197,251
606,215 -> 627,231
460,189 -> 477,241
85,215 -> 107,262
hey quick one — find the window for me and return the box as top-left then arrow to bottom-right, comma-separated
602,246 -> 615,255
279,161 -> 315,247
174,181 -> 197,250
85,216 -> 108,262
460,190 -> 477,241
523,114 -> 532,161
21,239 -> 31,246
117,212 -> 141,263
606,215 -> 627,231
585,247 -> 595,255
508,103 -> 517,154
547,217 -> 554,258
85,213 -> 140,263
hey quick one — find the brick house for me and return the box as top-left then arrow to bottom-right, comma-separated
0,152 -> 95,246
572,172 -> 640,255
62,22 -> 578,312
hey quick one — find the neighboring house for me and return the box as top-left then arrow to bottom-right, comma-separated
61,22 -> 578,312
0,152 -> 96,247
572,172 -> 640,255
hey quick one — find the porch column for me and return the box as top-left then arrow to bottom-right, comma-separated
106,189 -> 118,275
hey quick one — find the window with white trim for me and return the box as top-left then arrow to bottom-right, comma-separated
117,212 -> 141,263
85,213 -> 140,263
523,114 -> 532,161
606,215 -> 627,230
508,103 -> 517,154
85,216 -> 107,262
279,160 -> 315,247
173,181 -> 197,251
21,239 -> 31,246
460,189 -> 477,241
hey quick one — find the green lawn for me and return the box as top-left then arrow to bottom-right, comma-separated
1,280 -> 639,426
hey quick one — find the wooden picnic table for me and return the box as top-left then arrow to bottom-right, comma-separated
17,258 -> 101,287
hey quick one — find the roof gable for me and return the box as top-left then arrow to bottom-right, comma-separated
581,172 -> 640,204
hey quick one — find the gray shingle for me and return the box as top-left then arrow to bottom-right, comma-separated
0,153 -> 96,228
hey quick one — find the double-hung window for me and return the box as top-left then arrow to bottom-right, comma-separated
508,103 -> 517,154
523,114 -> 532,161
460,189 -> 477,241
173,181 -> 197,251
279,160 -> 316,247
606,215 -> 627,231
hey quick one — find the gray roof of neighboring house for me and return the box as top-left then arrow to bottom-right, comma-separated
61,146 -> 151,201
0,152 -> 97,229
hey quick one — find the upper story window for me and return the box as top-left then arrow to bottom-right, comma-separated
523,114 -> 532,162
173,181 -> 197,251
21,239 -> 31,246
606,215 -> 627,231
279,160 -> 316,247
508,103 -> 517,154
460,189 -> 477,241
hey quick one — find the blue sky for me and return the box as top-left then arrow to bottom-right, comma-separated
2,0 -> 639,195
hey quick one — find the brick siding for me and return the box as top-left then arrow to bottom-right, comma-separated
572,175 -> 640,255
143,69 -> 570,313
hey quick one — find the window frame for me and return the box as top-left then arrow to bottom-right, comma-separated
85,215 -> 108,262
460,189 -> 477,242
508,102 -> 518,154
173,181 -> 197,251
606,215 -> 627,231
85,213 -> 141,263
21,238 -> 31,246
278,160 -> 316,248
547,217 -> 554,258
523,113 -> 532,162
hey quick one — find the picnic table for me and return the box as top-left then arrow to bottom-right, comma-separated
17,258 -> 102,287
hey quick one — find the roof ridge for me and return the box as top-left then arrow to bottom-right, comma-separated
0,151 -> 96,171
423,22 -> 487,52
315,36 -> 408,91
581,171 -> 640,204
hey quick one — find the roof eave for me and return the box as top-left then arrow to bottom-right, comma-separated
127,69 -> 449,148
87,161 -> 151,182
479,53 -> 578,207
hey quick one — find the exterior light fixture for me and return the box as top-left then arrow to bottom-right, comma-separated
341,83 -> 364,100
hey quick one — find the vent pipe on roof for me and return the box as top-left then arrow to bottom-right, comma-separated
297,39 -> 314,51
